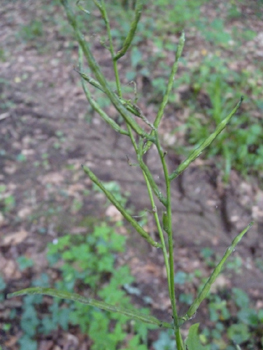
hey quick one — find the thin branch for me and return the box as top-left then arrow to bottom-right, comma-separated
155,132 -> 181,335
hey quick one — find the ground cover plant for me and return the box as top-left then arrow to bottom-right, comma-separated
16,218 -> 153,350
5,0 -> 261,349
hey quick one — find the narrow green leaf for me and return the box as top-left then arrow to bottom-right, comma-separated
185,323 -> 209,350
7,287 -> 172,329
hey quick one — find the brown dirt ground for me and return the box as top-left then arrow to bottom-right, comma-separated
0,1 -> 263,349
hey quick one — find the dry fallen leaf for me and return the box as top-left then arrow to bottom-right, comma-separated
1,229 -> 28,246
0,256 -> 22,279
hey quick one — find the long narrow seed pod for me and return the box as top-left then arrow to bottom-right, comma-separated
169,97 -> 243,181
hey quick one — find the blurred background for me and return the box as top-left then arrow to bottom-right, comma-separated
0,1 -> 263,349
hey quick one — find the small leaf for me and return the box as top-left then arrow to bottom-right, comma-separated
185,323 -> 209,350
227,323 -> 250,344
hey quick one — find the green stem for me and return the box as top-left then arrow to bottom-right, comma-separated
169,97 -> 243,181
142,171 -> 171,293
82,164 -> 161,248
137,152 -> 167,206
155,132 -> 185,350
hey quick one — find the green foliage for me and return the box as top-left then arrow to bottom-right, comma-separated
186,323 -> 210,350
0,185 -> 16,213
154,0 -> 209,32
18,221 -> 152,349
19,20 -> 44,42
0,275 -> 6,302
16,256 -> 34,271
174,56 -> 263,181
202,289 -> 263,349
0,275 -> 6,291
153,330 -> 176,350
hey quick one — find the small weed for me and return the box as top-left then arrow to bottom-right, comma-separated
16,256 -> 34,271
19,20 -> 44,42
0,191 -> 16,214
198,282 -> 263,349
172,56 -> 263,181
0,47 -> 6,62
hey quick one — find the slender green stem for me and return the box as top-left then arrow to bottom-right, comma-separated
143,32 -> 185,154
169,97 -> 244,181
137,153 -> 167,206
82,164 -> 161,248
142,171 -> 171,293
180,221 -> 254,325
155,132 -> 185,350
114,1 -> 143,61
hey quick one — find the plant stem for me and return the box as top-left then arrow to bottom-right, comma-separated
142,171 -> 171,292
155,132 -> 185,350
